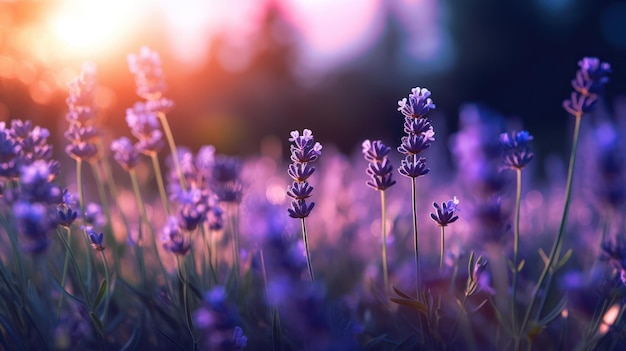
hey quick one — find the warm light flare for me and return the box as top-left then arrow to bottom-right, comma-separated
48,0 -> 144,58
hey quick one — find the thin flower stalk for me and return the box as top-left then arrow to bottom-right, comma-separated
150,153 -> 171,215
517,57 -> 611,350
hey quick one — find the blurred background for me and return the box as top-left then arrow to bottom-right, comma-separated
0,0 -> 625,164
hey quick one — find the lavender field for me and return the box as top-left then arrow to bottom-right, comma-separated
0,45 -> 624,351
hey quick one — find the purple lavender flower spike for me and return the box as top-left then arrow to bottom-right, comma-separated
232,326 -> 248,351
500,130 -> 534,170
0,126 -> 21,178
287,129 -> 322,218
111,137 -> 139,171
398,156 -> 430,178
563,57 -> 611,116
86,227 -> 105,251
397,87 -> 436,119
162,216 -> 191,255
127,46 -> 168,100
431,197 -> 461,227
362,140 -> 396,191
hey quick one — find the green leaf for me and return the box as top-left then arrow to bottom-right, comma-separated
517,259 -> 525,272
362,334 -> 389,350
389,298 -> 428,314
538,248 -> 549,266
470,299 -> 489,314
467,251 -> 475,278
94,279 -> 107,308
538,296 -> 567,326
120,325 -> 141,351
90,311 -> 103,335
392,285 -> 414,300
153,324 -> 186,351
557,249 -> 573,270
272,308 -> 283,351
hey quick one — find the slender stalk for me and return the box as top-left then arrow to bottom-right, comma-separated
449,294 -> 469,343
300,218 -> 315,283
517,113 -> 582,349
411,176 -> 420,292
100,251 -> 111,325
440,226 -> 445,271
157,112 -> 187,191
76,159 -> 95,289
177,256 -> 197,349
56,228 -> 92,308
130,169 -> 170,294
380,190 -> 389,293
89,161 -> 120,274
259,247 -> 270,303
229,204 -> 241,276
511,168 -> 523,332
57,226 -> 72,317
150,153 -> 171,215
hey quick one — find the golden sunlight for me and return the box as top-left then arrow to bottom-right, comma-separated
48,0 -> 145,58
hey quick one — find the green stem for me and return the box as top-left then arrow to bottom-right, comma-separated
381,190 -> 389,293
89,161 -> 119,275
300,218 -> 315,283
440,226 -> 445,271
76,159 -> 95,291
511,168 -> 523,333
411,176 -> 420,292
56,228 -> 92,308
57,226 -> 72,317
130,169 -> 171,294
259,247 -> 270,303
517,113 -> 582,348
157,112 -> 187,191
100,251 -> 111,325
150,153 -> 171,215
178,256 -> 197,348
449,294 -> 469,342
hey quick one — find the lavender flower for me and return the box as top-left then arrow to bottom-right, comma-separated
58,190 -> 78,227
111,137 -> 139,171
287,129 -> 322,218
500,130 -> 534,170
362,140 -> 396,191
563,57 -> 611,117
162,216 -> 191,255
85,227 -> 105,251
127,46 -> 168,100
397,87 -> 436,119
65,63 -> 100,161
0,124 -> 20,179
397,87 -> 435,178
465,253 -> 488,296
431,197 -> 461,227
211,155 -> 243,203
13,200 -> 57,253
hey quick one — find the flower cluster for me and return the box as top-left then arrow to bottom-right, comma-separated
125,102 -> 164,156
500,130 -> 534,170
431,197 -> 460,227
161,216 -> 192,255
563,57 -> 611,117
65,63 -> 100,161
397,87 -> 435,178
362,139 -> 396,191
110,137 -> 140,171
287,129 -> 322,218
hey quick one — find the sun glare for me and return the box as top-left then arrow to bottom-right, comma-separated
49,0 -> 144,58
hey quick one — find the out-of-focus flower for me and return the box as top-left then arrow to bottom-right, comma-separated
111,137 -> 139,171
162,216 -> 191,255
86,227 -> 105,251
601,239 -> 626,286
563,57 -> 611,116
500,130 -> 534,170
65,63 -> 100,161
127,46 -> 168,100
431,197 -> 460,227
